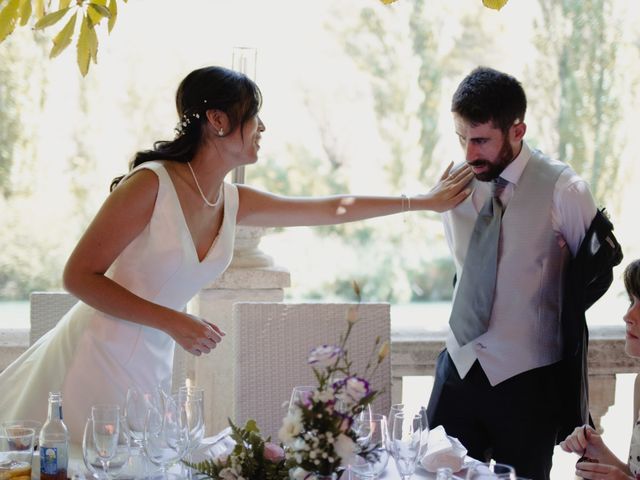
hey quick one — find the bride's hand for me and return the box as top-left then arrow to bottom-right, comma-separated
418,162 -> 473,213
168,313 -> 225,356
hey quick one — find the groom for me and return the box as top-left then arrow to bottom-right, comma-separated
425,67 -> 604,480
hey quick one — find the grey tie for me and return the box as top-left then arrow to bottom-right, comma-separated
449,177 -> 509,346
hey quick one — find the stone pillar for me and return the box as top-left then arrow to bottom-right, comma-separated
189,226 -> 290,435
588,374 -> 616,433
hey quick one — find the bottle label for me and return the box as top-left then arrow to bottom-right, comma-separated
40,445 -> 68,474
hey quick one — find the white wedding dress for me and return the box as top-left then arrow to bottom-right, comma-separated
0,161 -> 238,443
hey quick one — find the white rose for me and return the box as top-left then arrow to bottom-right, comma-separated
219,467 -> 239,480
334,433 -> 358,467
278,409 -> 303,444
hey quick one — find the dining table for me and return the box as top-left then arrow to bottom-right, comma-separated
28,432 -> 470,479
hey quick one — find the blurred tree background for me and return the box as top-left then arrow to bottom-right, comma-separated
0,0 -> 638,305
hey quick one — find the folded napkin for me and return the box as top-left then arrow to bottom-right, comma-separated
420,425 -> 468,473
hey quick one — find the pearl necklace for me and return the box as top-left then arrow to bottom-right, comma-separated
187,162 -> 222,207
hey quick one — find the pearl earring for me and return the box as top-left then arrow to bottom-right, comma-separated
218,128 -> 224,136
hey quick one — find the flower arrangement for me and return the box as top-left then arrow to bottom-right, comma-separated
278,283 -> 390,478
187,419 -> 289,480
188,282 -> 388,480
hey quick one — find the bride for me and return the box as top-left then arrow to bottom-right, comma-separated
0,65 -> 472,443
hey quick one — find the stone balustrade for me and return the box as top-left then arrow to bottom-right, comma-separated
391,324 -> 640,431
1,321 -> 637,434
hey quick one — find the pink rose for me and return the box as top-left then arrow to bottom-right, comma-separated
263,442 -> 285,462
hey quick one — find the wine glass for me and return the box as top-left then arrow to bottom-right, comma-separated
288,386 -> 315,414
91,404 -> 120,476
143,393 -> 189,479
83,416 -> 132,479
124,387 -> 162,447
465,462 -> 516,479
175,389 -> 205,479
351,413 -> 389,479
389,412 -> 422,480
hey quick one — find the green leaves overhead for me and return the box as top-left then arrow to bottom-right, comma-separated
0,0 -> 128,76
0,0 -> 21,43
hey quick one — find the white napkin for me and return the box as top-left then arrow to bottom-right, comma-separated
420,425 -> 468,473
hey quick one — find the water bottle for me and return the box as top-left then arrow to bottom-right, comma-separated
39,391 -> 69,480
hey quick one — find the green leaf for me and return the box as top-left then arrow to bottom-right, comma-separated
18,0 -> 31,26
76,14 -> 92,76
0,0 -> 20,42
34,0 -> 44,19
107,0 -> 116,32
49,11 -> 76,58
87,2 -> 109,25
59,0 -> 71,9
34,6 -> 70,29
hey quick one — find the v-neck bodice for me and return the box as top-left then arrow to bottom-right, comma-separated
107,161 -> 238,310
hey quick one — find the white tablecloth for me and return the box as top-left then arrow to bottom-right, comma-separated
31,439 -> 467,479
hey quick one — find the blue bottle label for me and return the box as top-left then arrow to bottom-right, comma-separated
41,446 -> 60,474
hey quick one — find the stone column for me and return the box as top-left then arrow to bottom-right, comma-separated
189,226 -> 290,435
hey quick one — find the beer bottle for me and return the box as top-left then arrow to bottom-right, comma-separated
39,391 -> 69,480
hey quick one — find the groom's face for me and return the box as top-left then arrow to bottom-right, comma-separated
453,114 -> 516,182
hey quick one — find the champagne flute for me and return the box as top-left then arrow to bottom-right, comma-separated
176,389 -> 205,480
143,393 -> 189,479
124,387 -> 162,447
83,417 -> 107,480
466,462 -> 516,480
386,404 -> 404,450
91,404 -> 120,476
389,412 -> 422,480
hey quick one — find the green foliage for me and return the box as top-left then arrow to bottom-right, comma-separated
531,0 -> 625,204
0,0 -> 128,76
185,419 -> 290,480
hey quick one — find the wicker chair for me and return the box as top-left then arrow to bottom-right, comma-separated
231,302 -> 391,439
28,291 -> 188,391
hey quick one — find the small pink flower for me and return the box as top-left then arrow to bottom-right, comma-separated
263,442 -> 285,462
338,414 -> 353,433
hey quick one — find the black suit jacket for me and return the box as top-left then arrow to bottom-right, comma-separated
558,208 -> 623,441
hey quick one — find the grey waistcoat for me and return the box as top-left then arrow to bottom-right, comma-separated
446,150 -> 569,385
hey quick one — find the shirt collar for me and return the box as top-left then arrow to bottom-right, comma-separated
499,141 -> 530,186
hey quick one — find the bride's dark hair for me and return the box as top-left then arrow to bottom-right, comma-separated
110,66 -> 262,191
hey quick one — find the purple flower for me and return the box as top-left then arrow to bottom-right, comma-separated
342,376 -> 370,403
308,344 -> 342,367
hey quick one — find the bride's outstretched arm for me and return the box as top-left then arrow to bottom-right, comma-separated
236,162 -> 473,228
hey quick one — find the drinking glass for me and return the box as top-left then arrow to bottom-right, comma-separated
466,462 -> 516,480
83,417 -> 108,479
386,404 -> 404,450
389,412 -> 422,480
90,405 -> 120,476
143,393 -> 189,479
175,389 -> 204,479
0,427 -> 34,480
288,386 -> 315,414
1,420 -> 42,450
124,387 -> 162,447
351,413 -> 389,479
